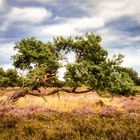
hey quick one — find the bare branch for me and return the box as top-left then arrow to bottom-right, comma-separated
3,87 -> 93,103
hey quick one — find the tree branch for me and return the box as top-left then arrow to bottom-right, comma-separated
4,87 -> 93,103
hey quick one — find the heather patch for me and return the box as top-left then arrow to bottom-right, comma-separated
0,111 -> 139,140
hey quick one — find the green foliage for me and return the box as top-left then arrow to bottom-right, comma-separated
118,67 -> 139,85
54,34 -> 134,95
136,78 -> 140,86
12,37 -> 59,89
11,33 -> 136,95
0,68 -> 21,87
12,37 -> 58,70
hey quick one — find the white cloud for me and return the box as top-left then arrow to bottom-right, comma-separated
37,0 -> 139,38
127,36 -> 140,42
0,0 -> 3,7
0,6 -> 52,31
70,17 -> 104,31
0,64 -> 14,70
81,0 -> 140,24
34,0 -> 57,2
18,0 -> 57,2
40,24 -> 78,37
0,42 -> 16,65
7,7 -> 52,24
39,16 -> 104,37
97,27 -> 140,48
0,0 -> 5,11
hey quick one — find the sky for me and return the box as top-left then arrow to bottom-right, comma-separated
0,0 -> 140,75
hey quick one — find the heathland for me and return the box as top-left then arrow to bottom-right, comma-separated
0,87 -> 140,140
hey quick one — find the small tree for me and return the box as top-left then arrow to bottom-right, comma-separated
118,67 -> 139,85
0,68 -> 21,87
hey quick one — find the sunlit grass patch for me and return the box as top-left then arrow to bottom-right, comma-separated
1,88 -> 140,115
14,92 -> 124,113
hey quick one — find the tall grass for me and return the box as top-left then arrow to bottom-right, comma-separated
14,92 -> 124,112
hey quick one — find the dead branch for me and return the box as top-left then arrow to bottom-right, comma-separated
2,87 -> 93,103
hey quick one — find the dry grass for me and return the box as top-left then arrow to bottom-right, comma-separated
0,87 -> 140,114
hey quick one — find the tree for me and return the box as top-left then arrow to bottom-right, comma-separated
54,33 -> 134,95
12,37 -> 60,90
11,33 -> 135,96
118,67 -> 139,85
0,68 -> 21,87
136,77 -> 140,85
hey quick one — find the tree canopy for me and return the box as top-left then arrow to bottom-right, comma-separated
11,33 -> 137,95
54,33 -> 134,94
12,37 -> 60,89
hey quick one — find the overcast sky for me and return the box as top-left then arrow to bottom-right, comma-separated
0,0 -> 140,74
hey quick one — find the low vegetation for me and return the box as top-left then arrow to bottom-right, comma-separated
0,91 -> 139,139
0,110 -> 140,140
0,88 -> 140,139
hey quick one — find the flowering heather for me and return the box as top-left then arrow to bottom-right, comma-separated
0,88 -> 140,139
99,106 -> 121,117
0,103 -> 55,117
8,105 -> 54,116
72,107 -> 95,115
0,109 -> 140,140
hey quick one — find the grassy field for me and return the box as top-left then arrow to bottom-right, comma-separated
0,87 -> 140,140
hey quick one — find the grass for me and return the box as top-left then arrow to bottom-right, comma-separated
0,87 -> 140,139
14,92 -> 124,113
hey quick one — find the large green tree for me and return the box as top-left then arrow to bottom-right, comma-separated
12,37 -> 59,89
12,33 -> 134,95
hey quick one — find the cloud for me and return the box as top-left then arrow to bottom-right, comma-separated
0,7 -> 52,31
0,42 -> 16,66
39,16 -> 104,37
79,0 -> 140,28
7,7 -> 52,24
98,28 -> 140,49
0,0 -> 3,7
36,0 -> 140,44
0,0 -> 5,11
17,0 -> 57,2
0,64 -> 14,70
31,0 -> 57,2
